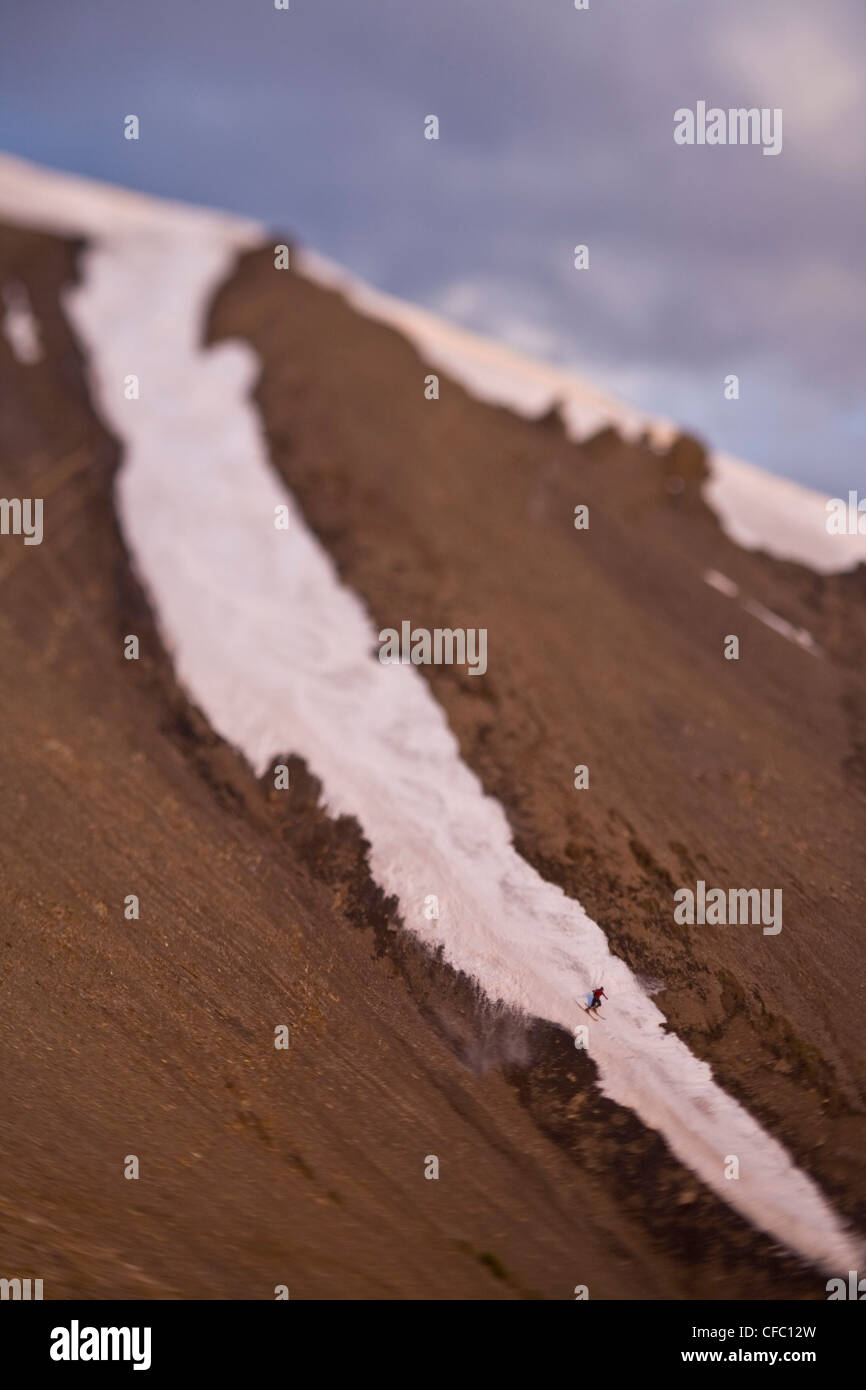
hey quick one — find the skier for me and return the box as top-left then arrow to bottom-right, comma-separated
588,986 -> 607,1014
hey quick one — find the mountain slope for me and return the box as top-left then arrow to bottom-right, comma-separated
0,155 -> 863,1296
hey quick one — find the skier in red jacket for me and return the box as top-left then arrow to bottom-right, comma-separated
588,986 -> 607,1013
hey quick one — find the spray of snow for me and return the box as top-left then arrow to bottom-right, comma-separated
2,280 -> 43,364
703,571 -> 821,656
0,152 -> 859,1273
704,569 -> 740,600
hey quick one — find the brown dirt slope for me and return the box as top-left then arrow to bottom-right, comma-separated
0,220 -> 852,1299
207,245 -> 866,1235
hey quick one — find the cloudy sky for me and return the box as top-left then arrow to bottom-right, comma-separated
1,0 -> 863,492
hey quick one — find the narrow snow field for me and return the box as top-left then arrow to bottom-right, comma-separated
0,153 -> 859,1273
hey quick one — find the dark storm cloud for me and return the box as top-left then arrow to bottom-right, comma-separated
1,0 -> 863,489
